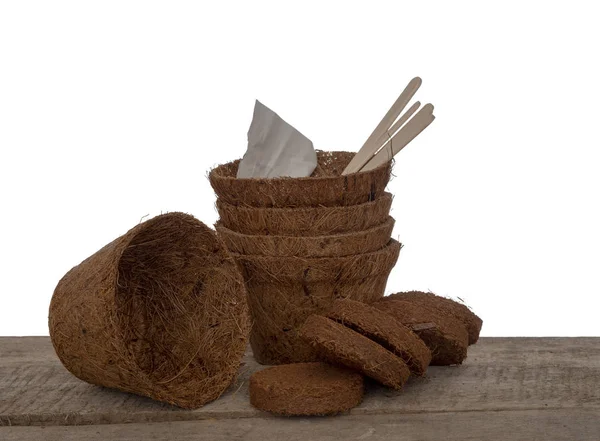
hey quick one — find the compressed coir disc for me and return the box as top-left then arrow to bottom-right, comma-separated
300,315 -> 410,389
372,297 -> 469,366
390,291 -> 483,345
49,212 -> 250,409
249,362 -> 364,416
326,299 -> 432,376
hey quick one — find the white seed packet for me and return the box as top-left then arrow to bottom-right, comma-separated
236,100 -> 317,179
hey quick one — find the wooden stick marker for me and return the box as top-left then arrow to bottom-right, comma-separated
342,77 -> 422,175
360,104 -> 435,172
370,101 -> 421,156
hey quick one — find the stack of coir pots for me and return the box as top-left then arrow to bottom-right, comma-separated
209,150 -> 400,365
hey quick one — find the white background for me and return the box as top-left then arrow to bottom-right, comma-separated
1,1 -> 598,337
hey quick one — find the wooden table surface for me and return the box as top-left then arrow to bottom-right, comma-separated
0,337 -> 598,440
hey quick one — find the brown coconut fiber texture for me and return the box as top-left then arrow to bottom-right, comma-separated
215,216 -> 395,258
372,298 -> 469,366
216,192 -> 393,236
233,239 -> 402,365
391,291 -> 483,345
249,362 -> 364,416
326,299 -> 432,376
48,212 -> 250,409
300,315 -> 410,389
209,150 -> 392,208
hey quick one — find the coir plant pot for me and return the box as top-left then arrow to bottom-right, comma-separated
209,151 -> 392,208
49,212 -> 250,409
215,216 -> 395,258
232,239 -> 401,365
215,192 -> 393,236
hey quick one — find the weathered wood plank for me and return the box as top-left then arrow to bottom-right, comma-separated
0,338 -> 599,427
3,337 -> 598,366
2,409 -> 600,441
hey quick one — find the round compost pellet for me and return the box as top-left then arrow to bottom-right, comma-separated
299,315 -> 410,389
249,362 -> 364,416
372,298 -> 469,366
389,291 -> 483,345
326,298 -> 432,376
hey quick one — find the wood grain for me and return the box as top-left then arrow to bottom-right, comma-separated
0,337 -> 599,439
2,410 -> 600,441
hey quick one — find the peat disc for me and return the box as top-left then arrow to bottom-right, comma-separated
249,362 -> 364,416
372,298 -> 469,366
300,315 -> 410,389
326,298 -> 432,375
390,291 -> 482,345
